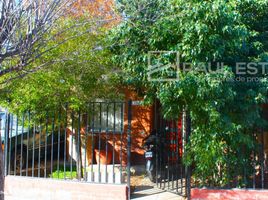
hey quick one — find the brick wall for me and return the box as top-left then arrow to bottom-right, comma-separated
5,176 -> 128,200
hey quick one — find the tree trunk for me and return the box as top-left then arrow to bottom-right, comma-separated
76,134 -> 82,180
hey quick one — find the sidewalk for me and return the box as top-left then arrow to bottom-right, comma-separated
131,186 -> 185,200
130,168 -> 185,200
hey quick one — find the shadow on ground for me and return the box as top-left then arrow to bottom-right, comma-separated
131,185 -> 165,199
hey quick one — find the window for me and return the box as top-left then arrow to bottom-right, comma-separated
90,102 -> 124,133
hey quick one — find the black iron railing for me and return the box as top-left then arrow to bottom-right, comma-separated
190,131 -> 268,190
153,104 -> 268,200
152,103 -> 189,197
153,119 -> 187,196
1,101 -> 132,187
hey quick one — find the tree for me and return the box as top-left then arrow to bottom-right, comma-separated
0,0 -> 120,112
0,0 -> 72,78
69,0 -> 118,23
110,0 -> 268,186
0,1 -> 72,198
0,7 -> 120,181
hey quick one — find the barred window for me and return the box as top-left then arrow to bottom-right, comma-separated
91,102 -> 124,133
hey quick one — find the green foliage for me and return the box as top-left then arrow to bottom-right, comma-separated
50,165 -> 77,179
110,0 -> 268,186
0,17 -> 122,114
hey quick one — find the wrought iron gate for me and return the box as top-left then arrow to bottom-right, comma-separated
1,100 -> 193,199
153,104 -> 191,198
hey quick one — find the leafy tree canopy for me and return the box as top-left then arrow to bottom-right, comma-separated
110,0 -> 268,186
0,17 -> 121,113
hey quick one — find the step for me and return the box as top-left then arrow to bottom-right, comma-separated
86,171 -> 126,184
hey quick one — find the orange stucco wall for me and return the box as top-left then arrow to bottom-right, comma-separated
124,89 -> 154,164
98,89 -> 154,165
66,89 -> 154,166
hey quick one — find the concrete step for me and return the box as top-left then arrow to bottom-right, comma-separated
85,164 -> 126,173
87,171 -> 126,184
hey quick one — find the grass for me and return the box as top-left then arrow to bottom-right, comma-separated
50,165 -> 78,179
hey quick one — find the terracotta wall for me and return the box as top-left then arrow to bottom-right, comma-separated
66,89 -> 154,166
124,89 -> 154,164
94,89 -> 154,165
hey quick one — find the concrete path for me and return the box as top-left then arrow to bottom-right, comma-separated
131,186 -> 185,200
130,168 -> 185,200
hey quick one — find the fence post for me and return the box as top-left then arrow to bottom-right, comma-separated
183,107 -> 191,200
77,110 -> 82,180
4,112 -> 10,177
0,114 -> 5,200
127,100 -> 132,200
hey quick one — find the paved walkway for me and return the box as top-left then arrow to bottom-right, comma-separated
130,168 -> 185,200
131,186 -> 185,200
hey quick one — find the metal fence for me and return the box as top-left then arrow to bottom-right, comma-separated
153,104 -> 268,198
5,100 -> 267,199
1,101 -> 132,187
152,105 -> 191,198
190,131 -> 268,190
154,119 -> 186,195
